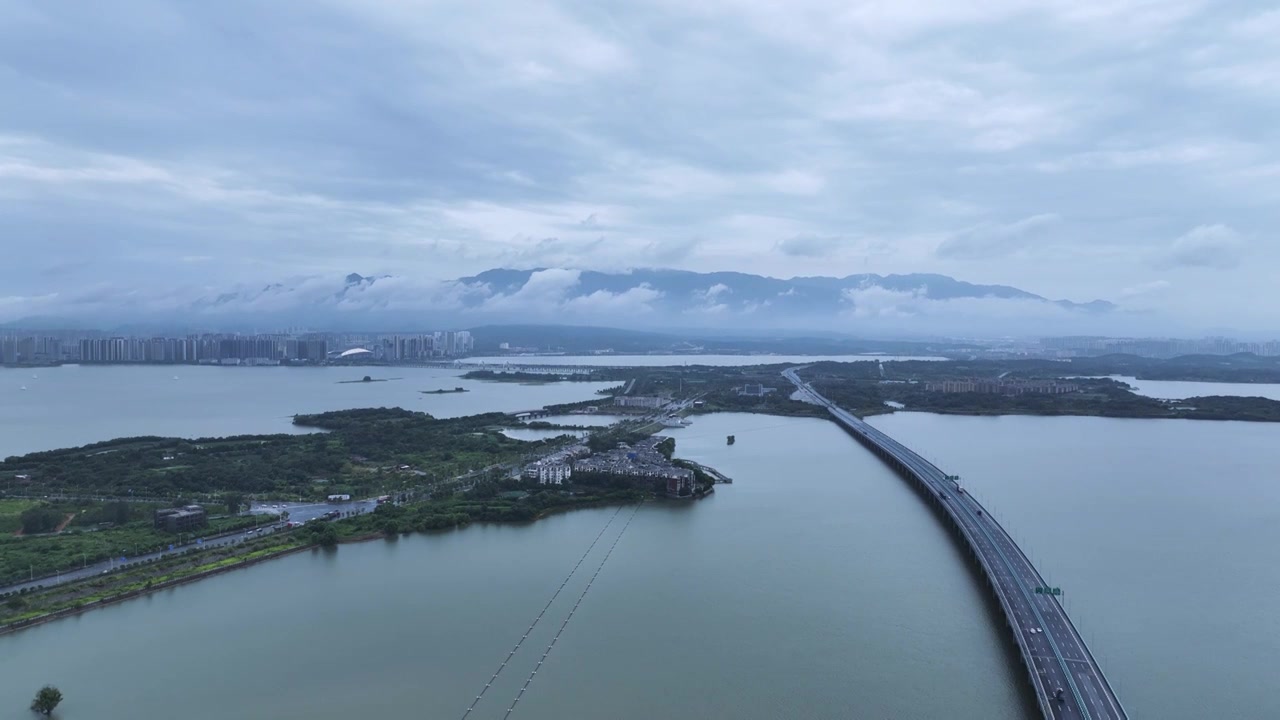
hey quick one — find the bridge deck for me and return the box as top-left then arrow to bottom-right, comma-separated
784,370 -> 1127,720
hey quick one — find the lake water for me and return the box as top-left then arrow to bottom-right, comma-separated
869,412 -> 1280,720
500,427 -> 589,442
0,365 -> 616,460
460,354 -> 946,367
2,411 -> 1274,718
0,413 -> 1024,720
499,414 -> 631,441
1107,375 -> 1280,402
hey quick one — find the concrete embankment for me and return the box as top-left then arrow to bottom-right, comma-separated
0,545 -> 313,637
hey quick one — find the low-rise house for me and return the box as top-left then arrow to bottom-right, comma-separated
154,505 -> 207,533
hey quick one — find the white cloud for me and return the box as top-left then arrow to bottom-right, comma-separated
1119,280 -> 1172,298
1033,141 -> 1246,173
935,214 -> 1063,260
764,169 -> 826,195
477,268 -> 583,313
1155,224 -> 1247,269
0,0 -> 1275,332
562,284 -> 663,315
835,284 -> 1089,336
776,235 -> 844,258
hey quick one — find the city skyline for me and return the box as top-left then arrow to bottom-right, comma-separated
0,330 -> 475,366
5,327 -> 1280,365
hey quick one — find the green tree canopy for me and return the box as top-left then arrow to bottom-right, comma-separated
31,685 -> 63,716
20,505 -> 63,535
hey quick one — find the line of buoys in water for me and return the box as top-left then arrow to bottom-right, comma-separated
502,502 -> 643,718
458,505 -> 626,720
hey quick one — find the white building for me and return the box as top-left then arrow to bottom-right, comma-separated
524,462 -> 572,485
614,395 -> 665,409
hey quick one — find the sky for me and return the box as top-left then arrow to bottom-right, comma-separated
1,0 -> 1277,333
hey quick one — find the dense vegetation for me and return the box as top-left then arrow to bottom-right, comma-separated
463,369 -> 614,383
1,528 -> 307,627
870,354 -> 1280,385
0,505 -> 264,585
358,485 -> 647,535
0,408 -> 551,500
31,686 -> 62,716
802,361 -> 1280,422
0,482 -> 653,629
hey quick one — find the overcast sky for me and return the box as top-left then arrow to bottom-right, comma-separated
2,0 -> 1277,331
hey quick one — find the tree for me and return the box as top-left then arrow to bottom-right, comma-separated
31,685 -> 62,716
225,493 -> 245,515
20,506 -> 62,535
309,523 -> 338,549
106,501 -> 131,525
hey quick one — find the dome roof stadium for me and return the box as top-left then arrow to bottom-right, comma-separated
338,347 -> 373,358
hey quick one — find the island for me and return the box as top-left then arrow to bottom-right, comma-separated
420,387 -> 469,394
462,369 -> 606,383
336,375 -> 402,384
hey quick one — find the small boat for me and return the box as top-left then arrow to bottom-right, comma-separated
20,386 -> 27,391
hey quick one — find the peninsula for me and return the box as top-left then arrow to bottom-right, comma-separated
0,408 -> 721,632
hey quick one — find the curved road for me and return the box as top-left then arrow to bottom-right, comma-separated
785,369 -> 1127,720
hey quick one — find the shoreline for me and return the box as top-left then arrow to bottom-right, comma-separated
0,544 -> 312,638
0,495 -> 659,637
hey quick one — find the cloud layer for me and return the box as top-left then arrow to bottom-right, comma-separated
1,0 -> 1277,332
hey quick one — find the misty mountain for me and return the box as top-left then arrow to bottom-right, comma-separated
457,268 -> 1113,314
2,268 -> 1118,337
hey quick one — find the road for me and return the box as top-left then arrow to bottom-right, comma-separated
784,369 -> 1127,720
248,499 -> 378,524
1,520 -> 289,596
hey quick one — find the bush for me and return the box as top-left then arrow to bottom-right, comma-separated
20,505 -> 63,535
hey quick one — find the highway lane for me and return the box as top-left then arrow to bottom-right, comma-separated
0,522 -> 288,596
249,499 -> 378,524
2,501 -> 377,596
783,370 -> 1126,720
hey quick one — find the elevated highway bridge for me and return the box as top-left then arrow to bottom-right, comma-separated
784,368 -> 1127,720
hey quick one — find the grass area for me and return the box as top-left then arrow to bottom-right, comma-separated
0,499 -> 38,534
0,533 -> 306,626
0,512 -> 265,586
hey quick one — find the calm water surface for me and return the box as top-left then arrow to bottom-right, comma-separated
1109,375 -> 1280,401
2,407 -> 1273,718
0,365 -> 616,459
870,412 -> 1280,720
0,413 -> 1024,720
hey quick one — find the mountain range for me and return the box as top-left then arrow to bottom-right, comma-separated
3,268 -> 1118,336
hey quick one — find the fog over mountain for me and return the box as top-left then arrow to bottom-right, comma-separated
3,2 -> 1275,335
2,267 -> 1169,338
